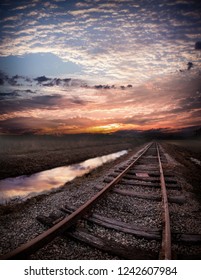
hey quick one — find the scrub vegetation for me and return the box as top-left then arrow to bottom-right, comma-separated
0,134 -> 145,180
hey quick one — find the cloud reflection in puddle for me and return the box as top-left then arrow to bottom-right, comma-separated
0,150 -> 127,204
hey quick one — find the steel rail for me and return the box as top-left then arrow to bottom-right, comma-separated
156,143 -> 172,260
0,142 -> 153,260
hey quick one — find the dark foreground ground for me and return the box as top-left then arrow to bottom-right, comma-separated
161,139 -> 201,201
0,139 -> 200,259
0,137 -> 200,259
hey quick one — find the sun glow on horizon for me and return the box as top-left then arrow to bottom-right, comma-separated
89,123 -> 121,133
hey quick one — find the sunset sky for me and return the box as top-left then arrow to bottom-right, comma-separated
0,0 -> 201,135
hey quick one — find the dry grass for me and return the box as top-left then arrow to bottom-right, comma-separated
164,139 -> 201,154
161,140 -> 201,201
0,134 -> 145,180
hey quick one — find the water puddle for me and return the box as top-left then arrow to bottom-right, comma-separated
0,150 -> 127,204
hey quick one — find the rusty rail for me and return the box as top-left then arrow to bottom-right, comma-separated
156,143 -> 172,260
0,142 -> 153,260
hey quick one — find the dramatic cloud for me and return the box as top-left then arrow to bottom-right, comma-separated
0,0 -> 201,134
0,0 -> 200,83
0,94 -> 62,114
0,71 -> 200,134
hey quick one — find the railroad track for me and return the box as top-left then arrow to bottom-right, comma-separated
1,142 -> 201,260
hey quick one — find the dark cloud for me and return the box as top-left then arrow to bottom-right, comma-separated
0,116 -> 95,134
195,41 -> 201,50
0,94 -> 63,114
187,62 -> 193,70
59,116 -> 95,127
0,116 -> 62,134
0,92 -> 89,115
69,96 -> 88,105
0,71 -> 8,85
169,91 -> 201,113
34,76 -> 51,82
0,91 -> 20,100
118,116 -> 150,126
190,109 -> 201,118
